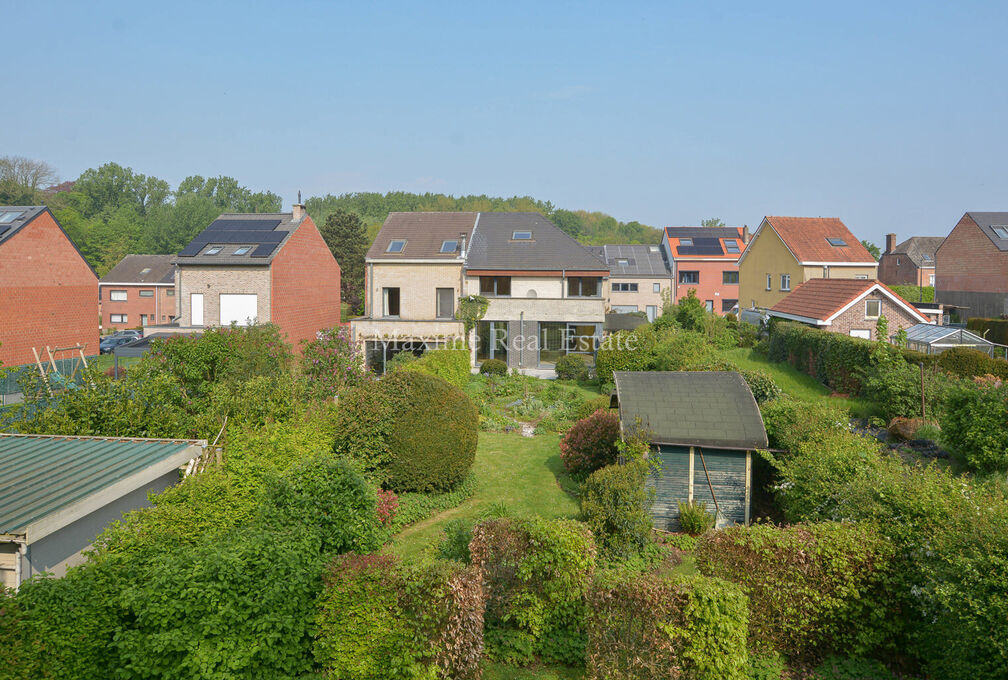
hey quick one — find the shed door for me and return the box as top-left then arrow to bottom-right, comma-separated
220,294 -> 258,326
648,445 -> 750,530
191,293 -> 204,326
648,445 -> 691,531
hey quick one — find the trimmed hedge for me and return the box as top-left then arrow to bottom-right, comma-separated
479,358 -> 507,377
399,348 -> 472,389
940,378 -> 1008,472
580,459 -> 654,559
559,409 -> 621,477
470,517 -> 597,666
315,554 -> 485,680
695,522 -> 896,660
586,570 -> 749,680
935,345 -> 1008,380
966,316 -> 1008,345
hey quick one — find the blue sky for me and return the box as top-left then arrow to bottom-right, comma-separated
2,1 -> 1006,243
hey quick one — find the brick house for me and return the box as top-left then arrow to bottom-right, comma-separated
99,255 -> 176,331
0,206 -> 98,367
767,278 -> 930,341
878,234 -> 942,287
935,212 -> 1008,319
173,204 -> 341,349
661,226 -> 748,315
597,244 -> 672,322
739,216 -> 878,310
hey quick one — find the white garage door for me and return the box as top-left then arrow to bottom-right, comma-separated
220,294 -> 258,326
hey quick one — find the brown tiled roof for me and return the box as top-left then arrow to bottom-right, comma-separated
100,254 -> 175,284
764,216 -> 875,263
887,236 -> 943,267
367,212 -> 477,260
769,278 -> 926,323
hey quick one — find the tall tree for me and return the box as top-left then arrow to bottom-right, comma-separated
74,162 -> 170,216
701,217 -> 725,227
319,209 -> 368,313
0,155 -> 57,204
861,239 -> 881,261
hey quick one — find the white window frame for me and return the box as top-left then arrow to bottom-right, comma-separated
139,290 -> 154,298
850,329 -> 871,339
865,299 -> 881,319
653,282 -> 661,293
765,274 -> 771,291
110,314 -> 128,324
780,274 -> 791,291
110,290 -> 128,301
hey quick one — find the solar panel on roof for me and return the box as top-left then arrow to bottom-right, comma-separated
208,218 -> 282,231
0,226 -> 9,237
251,243 -> 280,257
178,241 -> 204,256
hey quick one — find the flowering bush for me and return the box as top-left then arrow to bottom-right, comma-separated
376,489 -> 399,527
560,409 -> 621,477
300,325 -> 374,399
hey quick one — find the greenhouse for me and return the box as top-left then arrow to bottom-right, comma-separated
899,323 -> 997,356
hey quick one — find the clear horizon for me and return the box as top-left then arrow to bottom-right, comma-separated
2,0 -> 1006,244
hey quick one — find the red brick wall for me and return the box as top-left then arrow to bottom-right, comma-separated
828,293 -> 922,341
936,214 -> 1008,294
671,259 -> 740,315
877,253 -> 925,286
0,211 -> 99,367
99,284 -> 176,331
270,215 -> 342,352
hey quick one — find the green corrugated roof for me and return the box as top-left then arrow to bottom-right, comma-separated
613,371 -> 768,449
0,434 -> 198,535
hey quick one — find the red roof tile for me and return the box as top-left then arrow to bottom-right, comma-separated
770,278 -> 926,323
765,216 -> 875,263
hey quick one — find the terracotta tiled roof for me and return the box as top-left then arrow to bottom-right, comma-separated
764,216 -> 875,263
769,278 -> 926,323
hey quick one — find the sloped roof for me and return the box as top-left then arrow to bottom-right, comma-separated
602,244 -> 670,277
175,212 -> 302,265
613,371 -> 767,449
761,216 -> 876,264
466,212 -> 608,272
0,206 -> 47,248
888,236 -> 943,267
100,254 -> 175,284
768,278 -> 929,324
665,226 -> 745,260
966,212 -> 1008,252
904,323 -> 993,347
0,433 -> 203,538
367,212 -> 478,260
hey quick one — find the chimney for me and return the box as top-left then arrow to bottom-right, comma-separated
459,232 -> 467,258
292,190 -> 306,222
742,224 -> 750,244
885,233 -> 896,254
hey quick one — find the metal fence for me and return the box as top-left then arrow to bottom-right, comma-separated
0,356 -> 97,398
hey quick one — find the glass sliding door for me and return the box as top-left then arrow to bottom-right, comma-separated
476,321 -> 508,363
539,322 -> 565,365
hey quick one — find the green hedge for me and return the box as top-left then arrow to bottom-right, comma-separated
580,459 -> 654,559
940,379 -> 1008,472
695,522 -> 896,660
470,517 -> 597,666
966,316 -> 1008,345
935,345 -> 1008,380
399,348 -> 472,389
585,570 -> 749,680
315,554 -> 485,680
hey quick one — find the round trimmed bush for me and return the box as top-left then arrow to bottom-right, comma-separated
480,358 -> 507,377
559,409 -> 620,476
382,371 -> 479,492
555,354 -> 589,381
937,346 -> 996,379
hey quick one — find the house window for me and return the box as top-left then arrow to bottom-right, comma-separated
646,305 -> 658,321
850,329 -> 871,339
139,290 -> 154,298
386,239 -> 406,253
780,274 -> 791,291
233,246 -> 252,255
0,211 -> 23,223
929,274 -> 935,285
110,314 -> 128,323
538,322 -> 600,366
440,240 -> 458,253
477,321 -> 508,362
166,289 -> 175,296
140,314 -> 148,325
612,305 -> 638,313
653,282 -> 661,293
679,271 -> 699,285
612,282 -> 638,292
724,239 -> 740,254
204,246 -> 222,255
854,274 -> 868,280
383,287 -> 401,317
722,271 -> 739,284
765,274 -> 772,291
479,276 -> 511,296
110,290 -> 127,301
705,300 -> 714,312
895,257 -> 900,266
568,277 -> 600,297
865,299 -> 881,319
722,299 -> 738,312
512,231 -> 533,240
617,258 -> 629,266
826,237 -> 847,247
436,288 -> 454,319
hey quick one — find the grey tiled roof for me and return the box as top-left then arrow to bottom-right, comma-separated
465,212 -> 608,272
602,244 -> 670,277
613,371 -> 767,449
367,212 -> 477,260
0,206 -> 49,248
100,254 -> 175,284
966,212 -> 1008,252
174,212 -> 301,266
889,236 -> 943,267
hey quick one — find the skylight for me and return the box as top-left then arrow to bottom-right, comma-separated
649,246 -> 659,252
617,258 -> 629,266
387,240 -> 406,253
724,239 -> 740,253
205,246 -> 223,255
233,246 -> 252,255
440,239 -> 458,253
512,231 -> 532,240
0,211 -> 23,223
993,226 -> 1008,239
140,267 -> 151,275
679,238 -> 693,246
826,237 -> 848,247
922,254 -> 934,262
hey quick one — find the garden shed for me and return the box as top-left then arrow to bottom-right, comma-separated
901,323 -> 998,356
611,371 -> 767,530
0,433 -> 206,590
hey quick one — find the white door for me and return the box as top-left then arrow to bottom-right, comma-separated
646,305 -> 658,321
220,294 -> 258,326
191,293 -> 204,326
849,329 -> 871,339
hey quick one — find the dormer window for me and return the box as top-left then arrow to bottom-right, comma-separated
826,237 -> 847,247
680,238 -> 693,247
993,226 -> 1008,239
205,246 -> 222,255
724,239 -> 740,254
233,246 -> 252,255
440,239 -> 458,253
512,231 -> 532,240
386,240 -> 406,253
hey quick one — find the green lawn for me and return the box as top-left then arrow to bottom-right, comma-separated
483,662 -> 583,680
390,431 -> 580,557
722,347 -> 876,418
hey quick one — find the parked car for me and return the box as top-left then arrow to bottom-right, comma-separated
112,329 -> 142,338
99,335 -> 136,354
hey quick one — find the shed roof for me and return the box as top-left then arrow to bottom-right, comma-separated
175,212 -> 302,265
601,244 -> 671,276
0,433 -> 203,539
100,254 -> 175,284
612,371 -> 767,449
466,212 -> 608,272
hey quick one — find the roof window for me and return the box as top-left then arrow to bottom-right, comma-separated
233,246 -> 252,255
922,254 -> 933,262
826,237 -> 848,247
204,246 -> 223,255
139,267 -> 151,275
386,240 -> 406,253
992,226 -> 1008,239
440,239 -> 458,253
679,238 -> 693,246
617,258 -> 629,266
512,231 -> 533,240
724,239 -> 740,253
649,245 -> 659,252
0,211 -> 23,223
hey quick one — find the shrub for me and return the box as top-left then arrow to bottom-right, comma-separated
400,348 -> 471,389
559,409 -> 621,477
937,345 -> 1008,379
382,371 -> 479,492
315,554 -> 486,680
586,570 -> 749,680
595,326 -> 659,384
749,652 -> 788,680
574,395 -> 612,421
555,354 -> 589,381
675,288 -> 708,332
678,500 -> 715,536
759,397 -> 849,452
695,522 -> 897,660
333,381 -> 397,477
662,532 -> 698,553
650,329 -> 721,371
858,344 -> 953,421
738,322 -> 761,348
811,656 -> 896,680
940,378 -> 1008,472
300,325 -> 374,398
480,358 -> 507,377
966,316 -> 1008,345
439,519 -> 474,562
376,489 -> 399,527
581,459 -> 654,559
470,517 -> 597,666
390,474 -> 477,532
739,369 -> 782,404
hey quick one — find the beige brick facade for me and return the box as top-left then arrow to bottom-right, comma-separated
176,265 -> 271,327
605,276 -> 670,317
366,262 -> 464,320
